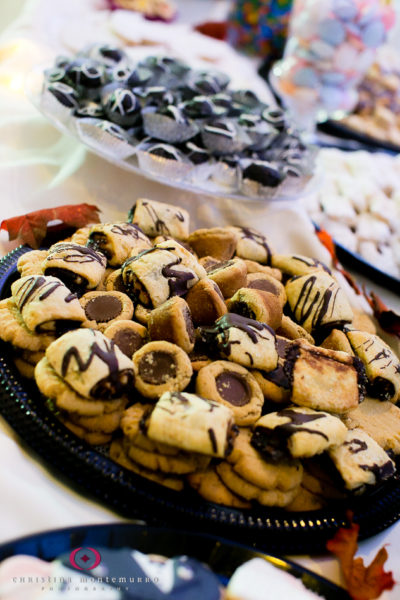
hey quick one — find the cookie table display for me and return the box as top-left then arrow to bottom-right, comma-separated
132,341 -> 192,399
35,329 -> 134,444
199,313 -> 278,371
285,270 -> 353,335
286,340 -> 366,414
41,242 -> 107,294
329,428 -> 396,493
87,222 -> 152,266
129,198 -> 190,241
252,406 -> 348,461
196,360 -> 264,426
146,391 -> 237,459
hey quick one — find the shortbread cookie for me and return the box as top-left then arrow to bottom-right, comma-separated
110,439 -> 184,491
276,315 -> 314,344
243,260 -> 281,281
35,357 -> 125,416
285,271 -> 353,334
63,420 -> 113,445
252,336 -> 291,404
187,467 -> 250,508
252,406 -> 347,460
329,428 -> 395,492
133,305 -> 150,326
199,313 -> 277,371
146,391 -> 236,458
215,462 -> 298,507
345,328 -> 400,403
132,341 -> 192,399
121,242 -> 205,308
68,406 -> 125,434
79,291 -> 134,331
95,267 -> 116,291
103,320 -> 147,358
343,397 -> 400,454
126,439 -> 210,475
196,360 -> 264,426
87,222 -> 152,266
271,254 -> 331,277
69,226 -> 91,246
321,329 -> 354,354
188,227 -> 239,261
105,268 -> 126,292
233,226 -> 273,265
227,288 -> 283,330
245,272 -> 286,304
14,349 -> 45,379
148,296 -> 195,353
185,278 -> 227,326
45,328 -> 134,400
286,340 -> 365,414
130,198 -> 190,240
0,298 -> 55,351
206,258 -> 247,298
227,428 -> 303,491
17,250 -> 48,277
42,242 -> 107,293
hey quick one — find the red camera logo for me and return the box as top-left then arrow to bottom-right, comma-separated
69,547 -> 101,571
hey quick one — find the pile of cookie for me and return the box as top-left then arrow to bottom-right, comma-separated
41,45 -> 312,197
1,197 -> 399,511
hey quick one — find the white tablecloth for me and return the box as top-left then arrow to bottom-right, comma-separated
0,1 -> 400,597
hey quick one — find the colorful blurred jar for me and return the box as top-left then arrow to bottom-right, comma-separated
227,0 -> 294,61
270,0 -> 395,130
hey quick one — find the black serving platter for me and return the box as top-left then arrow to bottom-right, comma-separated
0,523 -> 351,599
318,119 -> 400,155
1,246 -> 400,555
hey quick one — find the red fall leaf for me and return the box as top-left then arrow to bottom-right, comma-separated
326,512 -> 395,600
194,21 -> 228,40
1,204 -> 101,249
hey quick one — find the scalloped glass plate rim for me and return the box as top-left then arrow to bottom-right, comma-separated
1,246 -> 400,556
25,65 -> 316,204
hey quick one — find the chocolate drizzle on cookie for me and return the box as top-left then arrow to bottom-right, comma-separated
252,408 -> 329,462
15,276 -> 76,313
237,227 -> 273,265
292,275 -> 338,331
61,333 -> 132,398
199,313 -> 274,356
47,243 -> 106,265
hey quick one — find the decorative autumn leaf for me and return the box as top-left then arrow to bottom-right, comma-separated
194,21 -> 228,41
362,288 -> 400,339
326,512 -> 395,600
0,204 -> 101,249
316,227 -> 361,295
